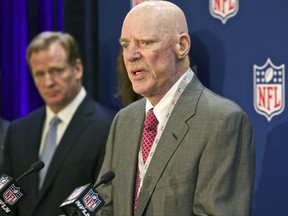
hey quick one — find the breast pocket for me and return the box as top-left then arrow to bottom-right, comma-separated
156,170 -> 196,189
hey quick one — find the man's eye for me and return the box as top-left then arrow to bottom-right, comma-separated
34,72 -> 44,78
139,40 -> 153,45
50,68 -> 64,75
121,43 -> 129,49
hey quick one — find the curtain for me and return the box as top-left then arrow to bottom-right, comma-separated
63,0 -> 99,101
0,0 -> 101,120
0,0 -> 64,120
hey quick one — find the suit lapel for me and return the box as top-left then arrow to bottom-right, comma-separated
36,96 -> 93,203
120,99 -> 146,215
25,108 -> 46,205
135,76 -> 204,215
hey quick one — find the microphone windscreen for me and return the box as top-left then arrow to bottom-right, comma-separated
31,161 -> 45,172
101,171 -> 115,184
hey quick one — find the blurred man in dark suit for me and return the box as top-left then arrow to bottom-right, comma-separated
0,31 -> 114,216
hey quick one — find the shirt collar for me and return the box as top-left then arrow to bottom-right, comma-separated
145,68 -> 194,123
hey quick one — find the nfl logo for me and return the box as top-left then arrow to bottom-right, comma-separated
3,184 -> 23,205
209,0 -> 239,24
254,58 -> 285,121
83,189 -> 102,211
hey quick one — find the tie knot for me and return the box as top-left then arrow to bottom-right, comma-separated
50,116 -> 61,127
144,109 -> 158,131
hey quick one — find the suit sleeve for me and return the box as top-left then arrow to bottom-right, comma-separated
0,125 -> 14,177
96,114 -> 119,216
193,110 -> 255,216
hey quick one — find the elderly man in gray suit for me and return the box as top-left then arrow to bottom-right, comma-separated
96,1 -> 255,216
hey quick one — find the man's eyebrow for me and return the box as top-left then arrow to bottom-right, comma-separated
119,38 -> 128,43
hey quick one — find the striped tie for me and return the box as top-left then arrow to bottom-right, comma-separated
39,116 -> 61,189
134,109 -> 158,212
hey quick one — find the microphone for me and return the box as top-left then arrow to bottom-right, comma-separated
60,171 -> 115,216
0,161 -> 45,214
16,161 -> 45,182
93,171 -> 115,188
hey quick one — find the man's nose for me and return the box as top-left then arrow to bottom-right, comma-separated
125,45 -> 141,62
44,73 -> 55,86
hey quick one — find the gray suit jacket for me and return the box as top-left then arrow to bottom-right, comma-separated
97,75 -> 255,216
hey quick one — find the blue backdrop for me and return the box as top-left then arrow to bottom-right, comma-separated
1,0 -> 287,215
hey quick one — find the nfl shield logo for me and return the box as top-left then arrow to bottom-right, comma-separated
254,58 -> 285,121
83,189 -> 102,211
3,184 -> 23,205
209,0 -> 239,24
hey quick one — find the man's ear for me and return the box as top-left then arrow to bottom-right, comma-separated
176,33 -> 191,59
74,58 -> 84,80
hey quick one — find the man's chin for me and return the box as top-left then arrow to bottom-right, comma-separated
132,84 -> 148,95
45,99 -> 64,109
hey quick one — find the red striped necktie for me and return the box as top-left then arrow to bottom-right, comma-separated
134,108 -> 158,212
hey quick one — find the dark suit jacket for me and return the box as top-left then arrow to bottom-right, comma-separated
0,118 -> 9,166
0,96 -> 114,216
97,75 -> 255,216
